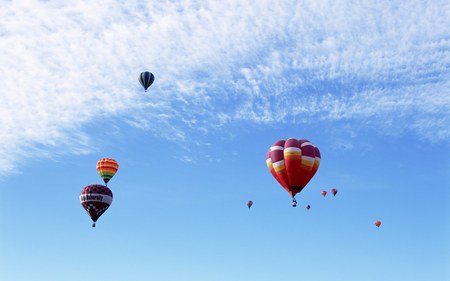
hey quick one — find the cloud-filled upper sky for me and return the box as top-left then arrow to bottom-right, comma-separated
1,0 -> 449,174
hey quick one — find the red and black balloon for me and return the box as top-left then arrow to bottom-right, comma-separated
80,184 -> 113,227
331,188 -> 338,196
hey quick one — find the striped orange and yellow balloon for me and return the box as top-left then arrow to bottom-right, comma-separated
96,158 -> 119,185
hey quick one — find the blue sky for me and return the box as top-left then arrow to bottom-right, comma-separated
0,1 -> 449,281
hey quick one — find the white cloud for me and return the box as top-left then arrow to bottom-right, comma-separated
1,0 -> 449,174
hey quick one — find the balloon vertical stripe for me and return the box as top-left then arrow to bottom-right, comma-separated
269,140 -> 291,194
284,138 -> 303,193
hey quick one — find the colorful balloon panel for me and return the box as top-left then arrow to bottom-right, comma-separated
267,138 -> 321,198
284,138 -> 303,191
313,146 -> 321,173
80,184 -> 113,225
266,151 -> 284,189
96,158 -> 119,184
269,140 -> 291,193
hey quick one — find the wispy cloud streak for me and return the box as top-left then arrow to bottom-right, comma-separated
1,0 -> 449,174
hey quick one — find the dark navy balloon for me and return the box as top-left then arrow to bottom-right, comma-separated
139,71 -> 155,91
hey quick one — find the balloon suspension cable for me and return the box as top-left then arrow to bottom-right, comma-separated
292,198 -> 297,207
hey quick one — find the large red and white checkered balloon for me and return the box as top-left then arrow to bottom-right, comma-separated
80,184 -> 113,226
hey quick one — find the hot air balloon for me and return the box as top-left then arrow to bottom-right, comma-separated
247,200 -> 253,209
306,204 -> 311,210
96,158 -> 119,185
266,138 -> 321,207
331,188 -> 338,196
139,71 -> 155,92
375,220 -> 381,227
321,190 -> 327,197
80,184 -> 113,227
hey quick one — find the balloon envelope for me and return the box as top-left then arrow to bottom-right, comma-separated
247,200 -> 253,209
321,190 -> 327,197
139,71 -> 155,91
80,184 -> 113,225
306,204 -> 311,210
96,158 -> 119,185
331,188 -> 338,196
266,138 -> 321,200
375,220 -> 382,227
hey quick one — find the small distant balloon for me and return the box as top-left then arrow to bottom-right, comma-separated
375,220 -> 381,227
321,190 -> 327,197
139,71 -> 155,92
331,188 -> 338,196
247,200 -> 253,209
306,204 -> 311,210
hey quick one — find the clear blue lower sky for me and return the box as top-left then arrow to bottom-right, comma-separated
1,123 -> 448,281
